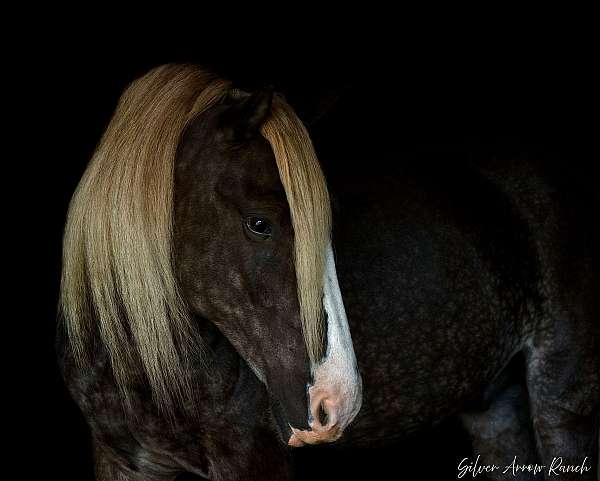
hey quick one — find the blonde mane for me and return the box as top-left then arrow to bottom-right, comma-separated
60,64 -> 331,414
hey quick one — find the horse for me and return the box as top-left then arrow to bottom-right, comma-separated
57,64 -> 362,480
58,63 -> 599,481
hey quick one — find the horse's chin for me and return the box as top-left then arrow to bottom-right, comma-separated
286,380 -> 362,447
268,394 -> 296,444
287,424 -> 343,447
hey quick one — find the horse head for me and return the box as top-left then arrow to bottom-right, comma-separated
61,64 -> 362,447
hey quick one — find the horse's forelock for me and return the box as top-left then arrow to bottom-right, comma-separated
261,96 -> 332,365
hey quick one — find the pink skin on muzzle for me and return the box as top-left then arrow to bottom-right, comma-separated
288,386 -> 343,446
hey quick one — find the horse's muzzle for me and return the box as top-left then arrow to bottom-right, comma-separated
287,382 -> 359,446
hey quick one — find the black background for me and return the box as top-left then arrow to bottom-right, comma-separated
22,27 -> 597,481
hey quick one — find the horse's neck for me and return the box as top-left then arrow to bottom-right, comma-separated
59,312 -> 248,421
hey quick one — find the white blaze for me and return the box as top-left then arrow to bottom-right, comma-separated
310,242 -> 362,431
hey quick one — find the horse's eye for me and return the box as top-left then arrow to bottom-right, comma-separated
245,216 -> 273,239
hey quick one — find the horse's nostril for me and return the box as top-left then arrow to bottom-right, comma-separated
318,401 -> 328,426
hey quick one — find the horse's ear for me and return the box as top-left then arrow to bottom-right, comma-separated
226,88 -> 274,141
295,85 -> 350,127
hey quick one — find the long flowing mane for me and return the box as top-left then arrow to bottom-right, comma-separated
60,64 -> 331,414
